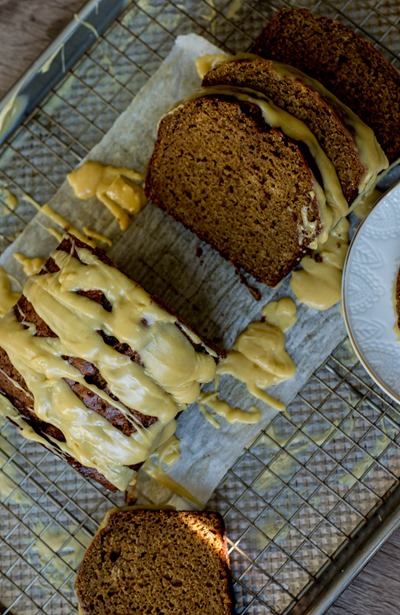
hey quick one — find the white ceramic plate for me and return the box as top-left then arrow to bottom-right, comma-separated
342,180 -> 400,403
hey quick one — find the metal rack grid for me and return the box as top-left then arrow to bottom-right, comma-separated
1,0 -> 400,613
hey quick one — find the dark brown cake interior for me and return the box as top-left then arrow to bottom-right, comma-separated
202,57 -> 366,204
145,96 -> 322,286
75,509 -> 235,615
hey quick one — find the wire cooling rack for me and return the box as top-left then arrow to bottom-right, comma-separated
1,1 -> 400,613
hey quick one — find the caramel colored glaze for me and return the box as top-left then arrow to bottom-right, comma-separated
0,266 -> 20,317
14,253 -> 46,276
67,161 -> 147,231
199,391 -> 261,425
217,298 -> 297,411
290,217 -> 350,310
0,235 -> 216,490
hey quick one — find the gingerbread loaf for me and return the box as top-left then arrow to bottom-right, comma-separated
202,55 -> 387,204
145,95 -> 332,286
75,508 -> 235,615
252,7 -> 400,165
0,235 -> 217,491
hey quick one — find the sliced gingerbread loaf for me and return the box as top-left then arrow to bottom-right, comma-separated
202,56 -> 388,204
75,508 -> 235,615
0,235 -> 217,491
145,95 -> 326,286
252,7 -> 400,164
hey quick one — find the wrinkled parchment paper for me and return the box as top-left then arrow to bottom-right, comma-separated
0,34 -> 346,505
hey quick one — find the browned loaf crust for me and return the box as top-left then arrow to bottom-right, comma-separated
202,57 -> 366,204
145,96 -> 323,287
0,236 -> 214,492
396,268 -> 400,330
75,509 -> 235,615
252,7 -> 400,164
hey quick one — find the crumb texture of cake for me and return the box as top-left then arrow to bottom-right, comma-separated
146,96 -> 324,286
252,7 -> 400,164
202,56 -> 388,204
75,508 -> 235,615
0,236 -> 216,491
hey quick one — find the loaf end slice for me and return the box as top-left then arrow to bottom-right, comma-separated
252,7 -> 400,164
75,508 -> 235,615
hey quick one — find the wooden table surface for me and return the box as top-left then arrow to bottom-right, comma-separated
1,1 -> 400,614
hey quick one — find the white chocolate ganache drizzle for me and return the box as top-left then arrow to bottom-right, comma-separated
217,297 -> 297,412
290,217 -> 350,310
0,240 -> 216,490
0,266 -> 20,317
0,187 -> 18,211
198,391 -> 262,427
13,253 -> 46,277
67,161 -> 147,231
23,193 -> 96,248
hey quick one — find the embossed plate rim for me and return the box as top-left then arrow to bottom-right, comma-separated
343,179 -> 400,404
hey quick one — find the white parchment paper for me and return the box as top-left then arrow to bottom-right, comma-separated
0,34 -> 346,505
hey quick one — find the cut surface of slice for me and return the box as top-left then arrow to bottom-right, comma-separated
146,96 -> 324,286
202,56 -> 388,204
75,508 -> 235,615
